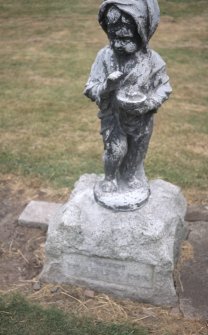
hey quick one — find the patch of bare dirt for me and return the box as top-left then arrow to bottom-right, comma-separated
0,177 -> 44,290
0,174 -> 67,291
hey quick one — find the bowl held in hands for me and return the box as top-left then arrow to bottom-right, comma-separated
116,89 -> 147,113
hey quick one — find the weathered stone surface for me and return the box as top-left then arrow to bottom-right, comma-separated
179,221 -> 208,320
84,0 -> 172,210
94,177 -> 150,211
33,281 -> 41,291
41,174 -> 187,306
185,205 -> 208,222
18,201 -> 62,231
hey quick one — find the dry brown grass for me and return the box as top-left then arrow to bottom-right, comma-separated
16,283 -> 206,335
174,241 -> 195,297
152,16 -> 208,50
3,280 -> 206,335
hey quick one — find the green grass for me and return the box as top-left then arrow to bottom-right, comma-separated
0,294 -> 147,335
0,0 -> 207,193
0,0 -> 206,18
0,0 -> 98,17
159,0 -> 208,18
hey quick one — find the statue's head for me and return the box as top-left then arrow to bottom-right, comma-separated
99,0 -> 160,52
105,5 -> 142,55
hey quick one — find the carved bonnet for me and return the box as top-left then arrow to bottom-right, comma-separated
98,0 -> 160,46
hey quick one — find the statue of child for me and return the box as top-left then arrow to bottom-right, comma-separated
84,0 -> 172,210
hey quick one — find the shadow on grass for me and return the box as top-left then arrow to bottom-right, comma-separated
0,294 -> 148,335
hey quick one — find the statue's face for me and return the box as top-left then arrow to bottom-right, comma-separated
105,6 -> 141,55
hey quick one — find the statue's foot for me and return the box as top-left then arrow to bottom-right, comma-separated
127,176 -> 146,190
100,179 -> 118,193
94,175 -> 150,211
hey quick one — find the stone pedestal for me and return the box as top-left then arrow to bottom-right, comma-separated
41,174 -> 187,306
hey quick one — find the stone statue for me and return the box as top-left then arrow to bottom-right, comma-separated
84,0 -> 172,211
41,1 -> 187,303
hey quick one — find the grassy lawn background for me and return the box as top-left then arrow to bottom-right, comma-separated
0,0 -> 207,202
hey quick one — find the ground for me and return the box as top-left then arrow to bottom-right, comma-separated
0,175 -> 208,335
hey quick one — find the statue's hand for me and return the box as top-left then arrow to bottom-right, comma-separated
105,71 -> 124,92
137,100 -> 150,115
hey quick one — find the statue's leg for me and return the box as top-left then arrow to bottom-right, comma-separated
101,127 -> 127,192
119,114 -> 153,188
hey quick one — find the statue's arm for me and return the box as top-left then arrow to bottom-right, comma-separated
84,47 -> 123,107
148,67 -> 172,111
142,51 -> 172,113
84,48 -> 110,106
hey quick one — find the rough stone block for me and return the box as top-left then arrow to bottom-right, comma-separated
18,200 -> 62,231
41,174 -> 187,306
